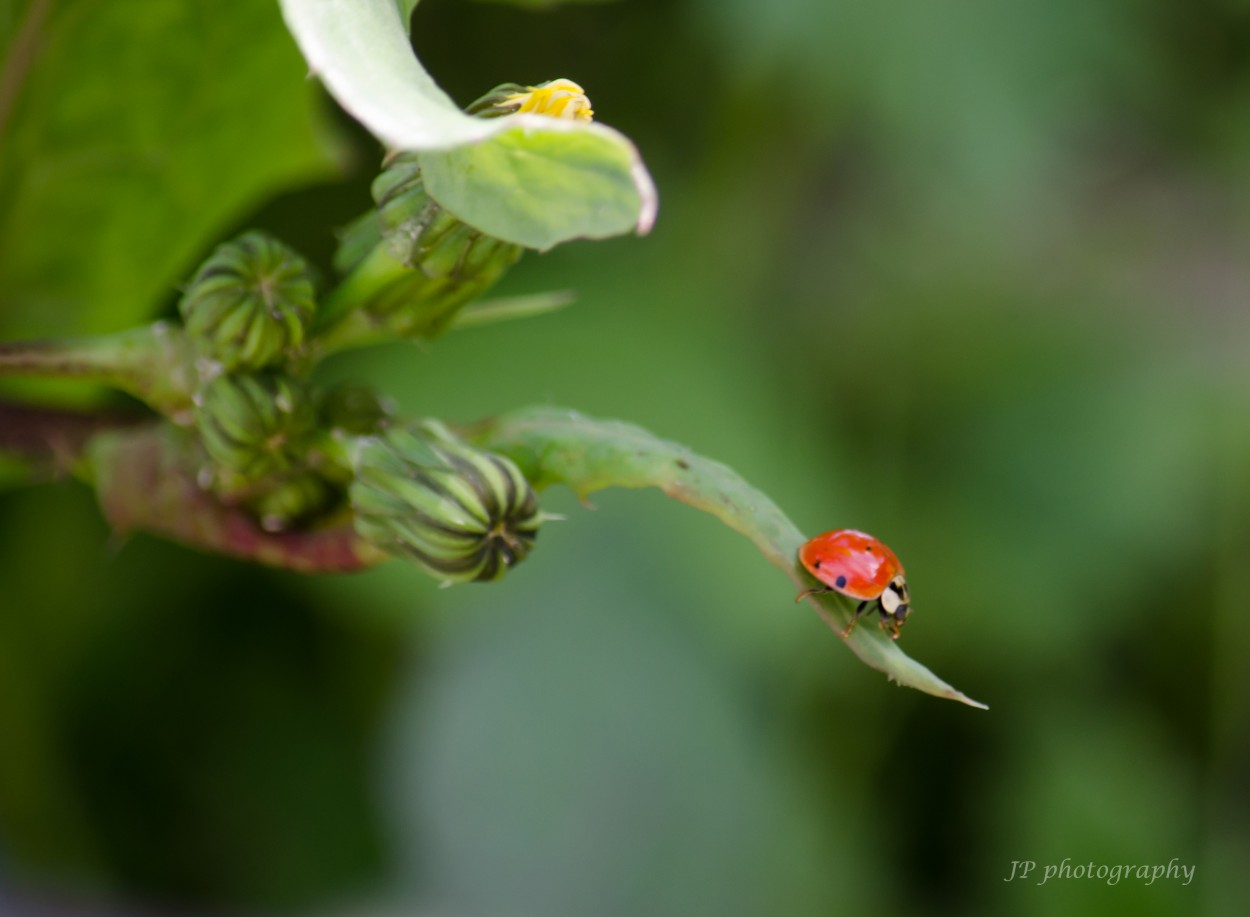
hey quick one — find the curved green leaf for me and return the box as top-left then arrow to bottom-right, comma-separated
468,406 -> 988,709
279,0 -> 656,249
417,124 -> 655,251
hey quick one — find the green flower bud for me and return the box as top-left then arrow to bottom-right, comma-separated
247,471 -> 338,532
196,371 -> 316,480
316,381 -> 395,436
179,231 -> 316,371
316,164 -> 524,350
363,155 -> 522,336
350,421 -> 541,584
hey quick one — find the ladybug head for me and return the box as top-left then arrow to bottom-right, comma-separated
877,574 -> 911,639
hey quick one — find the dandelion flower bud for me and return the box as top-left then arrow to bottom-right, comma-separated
465,78 -> 594,122
350,421 -> 541,584
179,231 -> 315,371
195,370 -> 316,480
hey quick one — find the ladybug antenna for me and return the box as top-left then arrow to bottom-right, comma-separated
794,585 -> 830,603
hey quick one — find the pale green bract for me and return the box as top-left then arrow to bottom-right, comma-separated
279,0 -> 657,250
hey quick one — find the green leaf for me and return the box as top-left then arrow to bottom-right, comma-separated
417,125 -> 653,251
468,406 -> 988,709
0,0 -> 340,339
279,0 -> 657,250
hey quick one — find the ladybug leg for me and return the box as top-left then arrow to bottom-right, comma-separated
879,614 -> 902,640
839,600 -> 874,638
794,585 -> 831,603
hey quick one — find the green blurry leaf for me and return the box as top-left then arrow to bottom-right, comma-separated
695,0 -> 1155,213
470,406 -> 987,708
279,0 -> 656,250
0,454 -> 34,490
0,0 -> 340,338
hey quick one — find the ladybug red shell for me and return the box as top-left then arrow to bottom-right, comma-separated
796,529 -> 912,639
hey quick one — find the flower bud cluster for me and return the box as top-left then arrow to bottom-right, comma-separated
179,232 -> 335,526
171,79 -> 576,563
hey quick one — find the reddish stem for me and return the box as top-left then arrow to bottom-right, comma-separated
0,399 -> 383,573
0,400 -> 143,467
89,424 -> 383,573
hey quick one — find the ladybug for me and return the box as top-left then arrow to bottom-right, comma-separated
795,529 -> 912,639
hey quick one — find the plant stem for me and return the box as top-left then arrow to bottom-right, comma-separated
0,400 -> 143,477
88,424 -> 385,573
0,398 -> 382,573
0,323 -> 199,418
309,244 -> 411,355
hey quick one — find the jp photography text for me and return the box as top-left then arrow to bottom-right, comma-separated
1004,858 -> 1195,887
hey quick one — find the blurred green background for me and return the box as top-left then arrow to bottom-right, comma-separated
1,0 -> 1247,914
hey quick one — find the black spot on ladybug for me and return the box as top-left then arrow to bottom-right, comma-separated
865,545 -> 873,551
835,575 -> 847,588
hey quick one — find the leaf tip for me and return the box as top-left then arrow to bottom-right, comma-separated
930,679 -> 989,710
632,159 -> 659,235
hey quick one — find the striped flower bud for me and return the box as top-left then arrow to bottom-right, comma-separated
195,371 -> 316,480
350,421 -> 541,584
179,231 -> 316,371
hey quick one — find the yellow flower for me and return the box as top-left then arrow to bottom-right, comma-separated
505,79 -> 594,123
